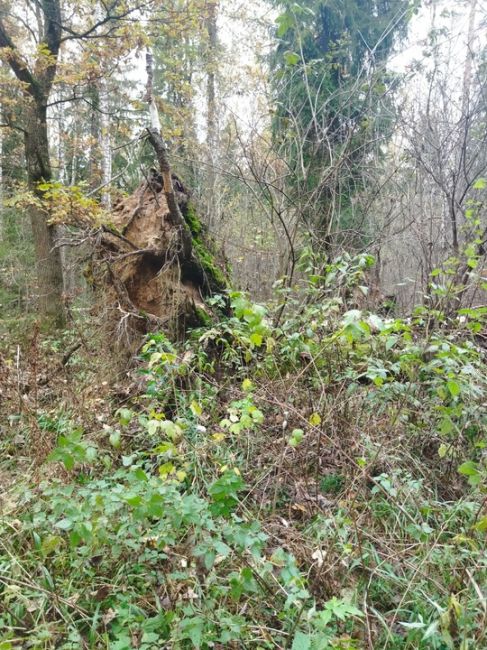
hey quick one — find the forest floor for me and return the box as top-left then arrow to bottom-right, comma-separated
0,282 -> 486,649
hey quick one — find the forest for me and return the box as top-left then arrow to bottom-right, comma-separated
0,0 -> 486,648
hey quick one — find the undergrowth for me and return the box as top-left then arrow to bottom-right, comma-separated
0,254 -> 486,649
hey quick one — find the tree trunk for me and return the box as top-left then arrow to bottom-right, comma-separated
88,81 -> 103,191
0,107 -> 3,240
100,77 -> 112,208
25,102 -> 65,327
206,1 -> 218,229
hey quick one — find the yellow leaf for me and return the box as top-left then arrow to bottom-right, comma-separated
158,462 -> 175,477
309,413 -> 321,426
190,400 -> 202,417
449,594 -> 462,617
242,378 -> 253,392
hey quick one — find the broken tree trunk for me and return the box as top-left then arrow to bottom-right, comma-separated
146,127 -> 193,260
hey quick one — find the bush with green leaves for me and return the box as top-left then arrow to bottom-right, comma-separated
1,254 -> 486,648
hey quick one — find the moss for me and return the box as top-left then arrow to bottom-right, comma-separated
193,238 -> 227,290
183,201 -> 203,238
194,305 -> 213,327
182,201 -> 228,292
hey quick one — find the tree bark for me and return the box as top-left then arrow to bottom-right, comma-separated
25,101 -> 65,326
206,1 -> 218,229
0,104 -> 3,240
0,0 -> 65,326
99,76 -> 112,208
88,81 -> 103,191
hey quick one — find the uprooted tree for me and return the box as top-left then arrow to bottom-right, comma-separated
85,48 -> 228,346
87,127 -> 228,347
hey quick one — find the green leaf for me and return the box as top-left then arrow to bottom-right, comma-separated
147,420 -> 160,436
41,535 -> 62,556
276,12 -> 294,37
250,332 -> 263,347
284,51 -> 300,65
289,428 -> 304,447
446,380 -> 461,398
439,418 -> 454,435
125,494 -> 142,507
474,516 -> 487,532
291,631 -> 311,650
473,178 -> 486,190
63,453 -> 75,471
109,430 -> 121,448
158,462 -> 175,477
190,400 -> 202,417
55,518 -> 73,530
159,420 -> 180,439
386,336 -> 398,351
458,461 -> 479,476
154,441 -> 177,455
438,444 -> 448,459
179,616 -> 205,646
133,467 -> 148,481
458,461 -> 482,487
368,314 -> 384,331
117,408 -> 133,426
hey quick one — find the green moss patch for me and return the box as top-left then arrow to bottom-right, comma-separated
182,201 -> 228,293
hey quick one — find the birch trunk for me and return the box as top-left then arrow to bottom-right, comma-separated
100,76 -> 112,208
206,1 -> 218,229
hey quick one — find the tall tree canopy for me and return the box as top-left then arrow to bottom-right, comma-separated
271,0 -> 418,254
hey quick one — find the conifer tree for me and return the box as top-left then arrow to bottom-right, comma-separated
271,0 -> 418,253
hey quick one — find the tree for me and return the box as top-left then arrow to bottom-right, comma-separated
270,0 -> 417,256
0,0 -> 147,326
0,0 -> 65,326
205,0 -> 219,228
377,1 -> 487,311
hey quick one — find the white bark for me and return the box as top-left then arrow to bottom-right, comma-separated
145,49 -> 162,132
100,76 -> 112,208
206,1 -> 218,229
461,0 -> 478,119
58,113 -> 66,184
